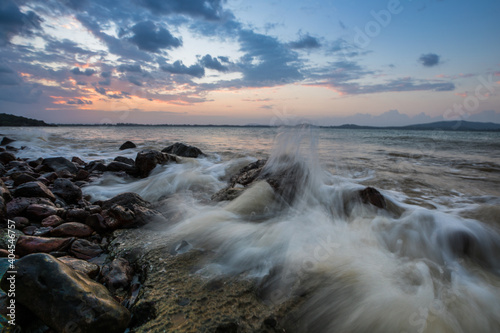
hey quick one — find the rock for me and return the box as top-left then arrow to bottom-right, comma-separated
26,203 -> 58,220
55,168 -> 74,178
50,222 -> 94,238
70,239 -> 103,260
106,161 -> 137,174
0,152 -> 15,164
16,235 -> 73,256
100,257 -> 133,291
162,142 -> 204,158
12,216 -> 30,229
0,137 -> 15,146
230,159 -> 267,187
41,214 -> 65,227
71,156 -> 86,166
135,149 -> 174,178
32,226 -> 53,237
114,156 -> 134,165
100,192 -> 165,229
0,197 -> 5,221
359,187 -> 386,209
65,208 -> 90,223
52,178 -> 82,204
88,161 -> 108,172
211,187 -> 245,202
57,256 -> 100,279
0,228 -> 23,249
41,157 -> 78,174
5,145 -> 17,152
41,171 -> 58,182
7,197 -> 55,218
0,253 -> 130,333
22,225 -> 37,235
12,173 -> 37,186
119,141 -> 136,150
12,181 -> 56,201
0,179 -> 11,201
74,168 -> 89,181
28,157 -> 43,168
85,213 -> 106,231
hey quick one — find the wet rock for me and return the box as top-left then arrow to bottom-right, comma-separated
5,145 -> 17,152
114,156 -> 134,165
0,228 -> 23,249
74,168 -> 89,181
55,168 -> 74,178
28,157 -> 43,168
129,300 -> 157,328
12,173 -> 37,186
135,149 -> 174,178
22,225 -> 37,235
100,257 -> 133,291
41,214 -> 65,228
101,192 -> 165,229
0,137 -> 15,146
12,181 -> 56,201
0,179 -> 11,201
65,208 -> 90,223
0,253 -> 130,333
6,197 -> 55,218
57,255 -> 100,279
16,235 -> 73,256
70,239 -> 103,260
230,159 -> 267,186
162,142 -> 205,158
32,226 -> 53,237
359,187 -> 386,209
119,141 -> 136,150
0,197 -> 5,221
41,156 -> 78,174
12,216 -> 30,229
106,161 -> 137,174
0,152 -> 15,164
71,156 -> 86,166
41,171 -> 58,183
52,178 -> 82,204
88,161 -> 108,172
85,213 -> 106,231
50,222 -> 94,238
26,203 -> 58,220
211,187 -> 245,202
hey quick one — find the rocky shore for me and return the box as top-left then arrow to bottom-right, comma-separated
0,136 -> 395,332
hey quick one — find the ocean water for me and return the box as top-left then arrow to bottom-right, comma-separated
2,125 -> 500,332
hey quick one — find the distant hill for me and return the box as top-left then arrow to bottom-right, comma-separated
335,121 -> 500,131
0,113 -> 55,126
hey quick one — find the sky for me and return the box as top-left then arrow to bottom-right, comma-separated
0,0 -> 499,125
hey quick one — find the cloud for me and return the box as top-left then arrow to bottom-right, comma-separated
289,34 -> 321,49
0,0 -> 41,45
95,86 -> 107,95
45,38 -> 95,55
200,54 -> 228,72
337,78 -> 455,95
0,83 -> 42,103
0,64 -> 22,85
127,76 -> 143,86
134,0 -> 226,21
101,71 -> 111,78
419,53 -> 441,67
118,63 -> 142,72
161,60 -> 205,78
128,21 -> 182,52
71,67 -> 96,76
67,98 -> 92,105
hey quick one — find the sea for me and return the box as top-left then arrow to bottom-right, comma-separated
2,125 -> 500,332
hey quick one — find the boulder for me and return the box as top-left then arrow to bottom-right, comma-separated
74,168 -> 89,181
0,137 -> 15,146
106,161 -> 137,174
230,159 -> 267,187
70,239 -> 103,260
6,197 -> 55,218
0,152 -> 16,164
162,142 -> 204,158
12,173 -> 37,186
50,222 -> 94,238
358,187 -> 386,209
26,203 -> 58,220
12,216 -> 30,229
41,214 -> 65,228
135,150 -> 174,178
41,157 -> 78,174
119,141 -> 136,150
71,156 -> 86,166
100,257 -> 134,291
65,208 -> 91,223
16,235 -> 74,256
57,256 -> 100,279
0,179 -> 11,201
12,181 -> 56,201
52,178 -> 82,204
114,156 -> 134,165
0,253 -> 130,333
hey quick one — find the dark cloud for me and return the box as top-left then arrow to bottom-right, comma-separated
129,21 -> 182,53
236,29 -> 303,86
127,76 -> 143,86
0,83 -> 42,103
118,63 -> 142,72
419,53 -> 441,67
46,38 -> 95,55
67,98 -> 92,105
161,60 -> 205,78
95,86 -> 107,95
200,54 -> 228,72
71,67 -> 96,76
337,78 -> 455,95
0,0 -> 42,45
101,71 -> 111,78
134,0 -> 226,21
289,34 -> 321,49
0,64 -> 22,85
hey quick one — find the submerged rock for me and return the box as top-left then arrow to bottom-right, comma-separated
162,142 -> 205,158
358,187 -> 386,209
0,253 -> 130,333
119,141 -> 136,150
